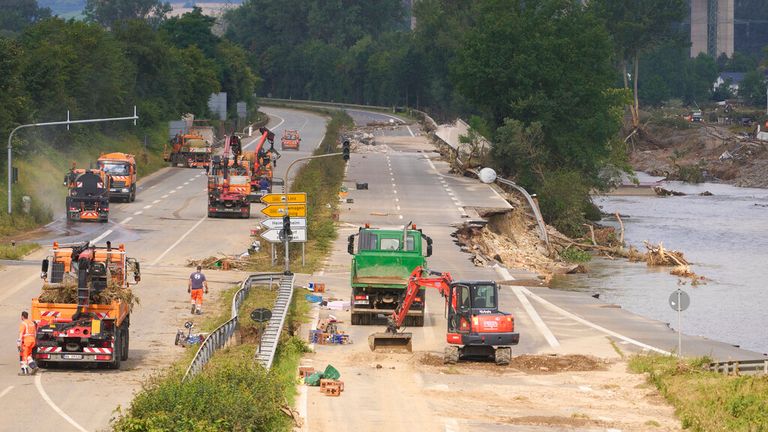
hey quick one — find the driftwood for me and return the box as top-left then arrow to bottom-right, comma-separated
653,186 -> 686,197
643,241 -> 689,266
187,255 -> 251,271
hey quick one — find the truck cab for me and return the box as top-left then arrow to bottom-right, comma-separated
97,152 -> 137,202
348,225 -> 433,326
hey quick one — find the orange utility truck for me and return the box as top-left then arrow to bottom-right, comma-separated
64,167 -> 111,223
280,129 -> 301,150
32,241 -> 141,369
97,152 -> 137,202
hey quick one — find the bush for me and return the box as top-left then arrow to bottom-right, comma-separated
560,247 -> 591,263
0,242 -> 39,260
537,170 -> 592,237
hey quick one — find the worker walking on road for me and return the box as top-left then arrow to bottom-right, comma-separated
188,266 -> 209,315
18,311 -> 37,375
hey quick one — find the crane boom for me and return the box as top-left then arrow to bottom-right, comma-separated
387,266 -> 452,333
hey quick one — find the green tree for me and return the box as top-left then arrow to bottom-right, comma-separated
0,37 -> 29,135
84,0 -> 170,28
454,0 -> 624,181
738,70 -> 767,106
683,53 -> 718,105
591,0 -> 686,130
160,6 -> 218,56
215,40 -> 259,114
174,45 -> 220,116
0,0 -> 50,36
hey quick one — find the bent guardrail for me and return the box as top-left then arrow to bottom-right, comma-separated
182,272 -> 282,382
709,359 -> 768,375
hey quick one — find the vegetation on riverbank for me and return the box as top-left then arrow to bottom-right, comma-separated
630,354 -> 768,431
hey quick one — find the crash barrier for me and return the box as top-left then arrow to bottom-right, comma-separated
255,273 -> 296,369
709,359 -> 768,375
182,273 -> 284,382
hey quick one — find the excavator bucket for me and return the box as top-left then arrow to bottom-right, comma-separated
368,332 -> 413,352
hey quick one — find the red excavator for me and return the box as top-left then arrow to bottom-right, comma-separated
369,266 -> 519,365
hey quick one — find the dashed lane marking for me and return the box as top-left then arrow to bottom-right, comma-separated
143,205 -> 152,209
150,216 -> 207,266
121,217 -> 133,224
406,125 -> 415,137
35,374 -> 89,432
152,199 -> 161,204
175,186 -> 183,190
161,194 -> 169,199
134,211 -> 143,215
169,190 -> 176,194
0,385 -> 13,400
91,229 -> 113,244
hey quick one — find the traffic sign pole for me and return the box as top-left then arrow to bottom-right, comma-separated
677,290 -> 682,357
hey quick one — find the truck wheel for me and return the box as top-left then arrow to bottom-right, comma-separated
108,331 -> 122,370
129,186 -> 136,202
444,346 -> 460,364
121,327 -> 129,361
494,347 -> 511,366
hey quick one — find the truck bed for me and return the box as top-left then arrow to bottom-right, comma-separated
352,275 -> 408,286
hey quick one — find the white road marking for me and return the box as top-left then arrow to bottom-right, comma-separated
393,190 -> 397,194
395,198 -> 399,202
91,229 -> 113,245
175,186 -> 183,190
152,199 -> 161,204
133,210 -> 143,215
444,418 -> 460,432
161,194 -> 169,199
169,190 -> 176,194
121,217 -> 133,224
35,374 -> 89,432
143,205 -> 152,209
391,183 -> 397,187
183,182 -> 189,185
189,177 -> 196,181
243,114 -> 285,150
0,385 -> 13,400
495,266 -> 560,348
406,125 -> 415,137
150,216 -> 207,266
398,215 -> 403,219
396,205 -> 401,211
519,285 -> 671,355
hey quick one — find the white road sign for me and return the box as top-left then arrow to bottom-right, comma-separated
259,228 -> 307,243
260,217 -> 307,230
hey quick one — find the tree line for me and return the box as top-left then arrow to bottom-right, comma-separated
0,1 -> 257,149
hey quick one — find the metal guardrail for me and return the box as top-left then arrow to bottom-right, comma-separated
709,359 -> 768,375
182,273 -> 283,382
256,273 -> 296,369
259,97 -> 396,113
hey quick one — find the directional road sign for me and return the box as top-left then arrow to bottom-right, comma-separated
260,228 -> 307,243
261,193 -> 307,204
260,217 -> 307,230
261,203 -> 306,218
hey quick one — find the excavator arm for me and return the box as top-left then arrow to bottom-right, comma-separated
387,266 -> 452,333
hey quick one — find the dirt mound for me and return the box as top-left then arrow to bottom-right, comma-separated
509,354 -> 608,373
417,353 -> 607,373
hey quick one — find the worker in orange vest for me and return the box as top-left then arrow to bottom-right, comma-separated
17,311 -> 38,375
188,266 -> 209,315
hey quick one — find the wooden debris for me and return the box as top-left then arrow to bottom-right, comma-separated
653,186 -> 686,196
643,241 -> 689,266
186,255 -> 250,271
38,279 -> 140,310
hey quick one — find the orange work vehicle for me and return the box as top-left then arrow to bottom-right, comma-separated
244,127 -> 282,202
207,135 -> 252,218
63,166 -> 111,223
368,266 -> 519,365
97,152 -> 137,202
164,132 -> 212,168
32,241 -> 141,370
280,129 -> 301,151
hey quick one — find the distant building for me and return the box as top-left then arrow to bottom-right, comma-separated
691,0 -> 734,58
713,71 -> 745,92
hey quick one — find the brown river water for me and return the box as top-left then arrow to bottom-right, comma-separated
551,173 -> 768,354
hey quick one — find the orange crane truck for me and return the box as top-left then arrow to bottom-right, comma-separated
97,152 -> 137,202
207,135 -> 252,218
32,241 -> 141,370
63,166 -> 111,223
246,127 -> 282,202
369,266 -> 519,365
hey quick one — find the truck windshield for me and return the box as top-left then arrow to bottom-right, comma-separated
471,284 -> 497,309
100,162 -> 129,175
379,236 -> 415,251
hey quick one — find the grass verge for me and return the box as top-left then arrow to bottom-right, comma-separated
0,242 -> 40,259
629,354 -> 768,431
247,109 -> 353,274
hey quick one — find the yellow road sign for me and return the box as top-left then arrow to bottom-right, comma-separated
261,204 -> 307,217
261,193 -> 307,204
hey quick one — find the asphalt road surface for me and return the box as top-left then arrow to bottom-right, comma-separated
0,107 -> 327,432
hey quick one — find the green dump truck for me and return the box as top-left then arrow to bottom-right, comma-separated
348,225 -> 433,326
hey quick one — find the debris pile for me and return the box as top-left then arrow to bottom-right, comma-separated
186,255 -> 250,271
308,317 -> 352,345
644,241 -> 706,285
302,364 -> 344,396
39,279 -> 140,310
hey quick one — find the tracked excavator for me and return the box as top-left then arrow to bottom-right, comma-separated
369,266 -> 519,365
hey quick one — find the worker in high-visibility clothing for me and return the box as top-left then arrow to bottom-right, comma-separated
17,311 -> 38,375
188,266 -> 209,315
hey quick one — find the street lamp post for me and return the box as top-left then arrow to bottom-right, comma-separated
6,107 -> 138,214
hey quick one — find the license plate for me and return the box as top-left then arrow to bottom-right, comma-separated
63,354 -> 83,360
354,301 -> 369,305
483,321 -> 499,328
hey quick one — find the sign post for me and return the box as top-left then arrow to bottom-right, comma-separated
668,289 -> 690,358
